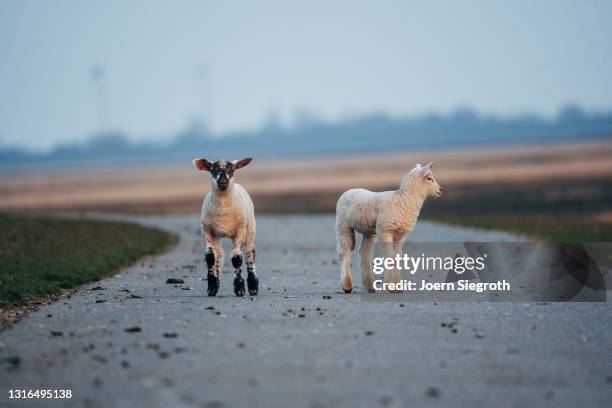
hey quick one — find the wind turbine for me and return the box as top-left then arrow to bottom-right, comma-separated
91,64 -> 108,133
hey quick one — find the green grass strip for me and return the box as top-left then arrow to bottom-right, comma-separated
0,213 -> 174,307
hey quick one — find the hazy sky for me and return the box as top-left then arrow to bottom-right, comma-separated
1,0 -> 612,150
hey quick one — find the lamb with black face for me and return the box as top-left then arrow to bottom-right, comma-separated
193,156 -> 259,297
210,161 -> 235,191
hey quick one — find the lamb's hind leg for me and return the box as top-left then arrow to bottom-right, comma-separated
359,234 -> 376,293
231,232 -> 246,297
337,227 -> 355,293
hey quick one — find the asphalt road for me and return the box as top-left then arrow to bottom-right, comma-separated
1,215 -> 611,407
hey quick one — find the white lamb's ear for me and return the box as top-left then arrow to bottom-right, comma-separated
193,158 -> 212,171
416,162 -> 431,177
425,162 -> 434,169
233,157 -> 253,169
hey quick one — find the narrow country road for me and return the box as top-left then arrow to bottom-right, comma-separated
1,215 -> 611,407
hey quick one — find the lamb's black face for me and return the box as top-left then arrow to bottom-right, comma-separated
210,160 -> 235,191
193,157 -> 252,190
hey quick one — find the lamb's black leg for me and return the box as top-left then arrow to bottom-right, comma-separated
232,254 -> 245,297
206,248 -> 219,296
247,273 -> 259,296
246,248 -> 259,296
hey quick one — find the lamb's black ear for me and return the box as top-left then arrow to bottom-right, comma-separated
193,158 -> 212,171
234,157 -> 253,169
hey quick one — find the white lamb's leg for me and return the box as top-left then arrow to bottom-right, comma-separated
359,234 -> 376,292
337,226 -> 355,293
231,231 -> 247,297
392,235 -> 406,286
393,236 -> 405,256
378,228 -> 401,288
204,231 -> 220,296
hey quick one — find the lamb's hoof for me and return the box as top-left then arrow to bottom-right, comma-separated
234,275 -> 246,297
207,273 -> 219,296
363,279 -> 376,293
341,276 -> 352,294
247,273 -> 259,296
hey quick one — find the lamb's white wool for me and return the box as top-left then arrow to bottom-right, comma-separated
335,162 -> 442,292
193,157 -> 258,297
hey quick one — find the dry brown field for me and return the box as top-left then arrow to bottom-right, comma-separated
1,140 -> 611,216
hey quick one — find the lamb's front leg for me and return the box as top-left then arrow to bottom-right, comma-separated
204,233 -> 221,296
245,240 -> 258,296
231,232 -> 247,297
378,228 -> 401,288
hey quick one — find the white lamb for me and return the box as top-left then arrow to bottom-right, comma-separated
335,162 -> 442,293
193,157 -> 258,297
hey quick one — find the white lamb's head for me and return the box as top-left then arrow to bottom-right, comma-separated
192,157 -> 253,192
412,162 -> 442,198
